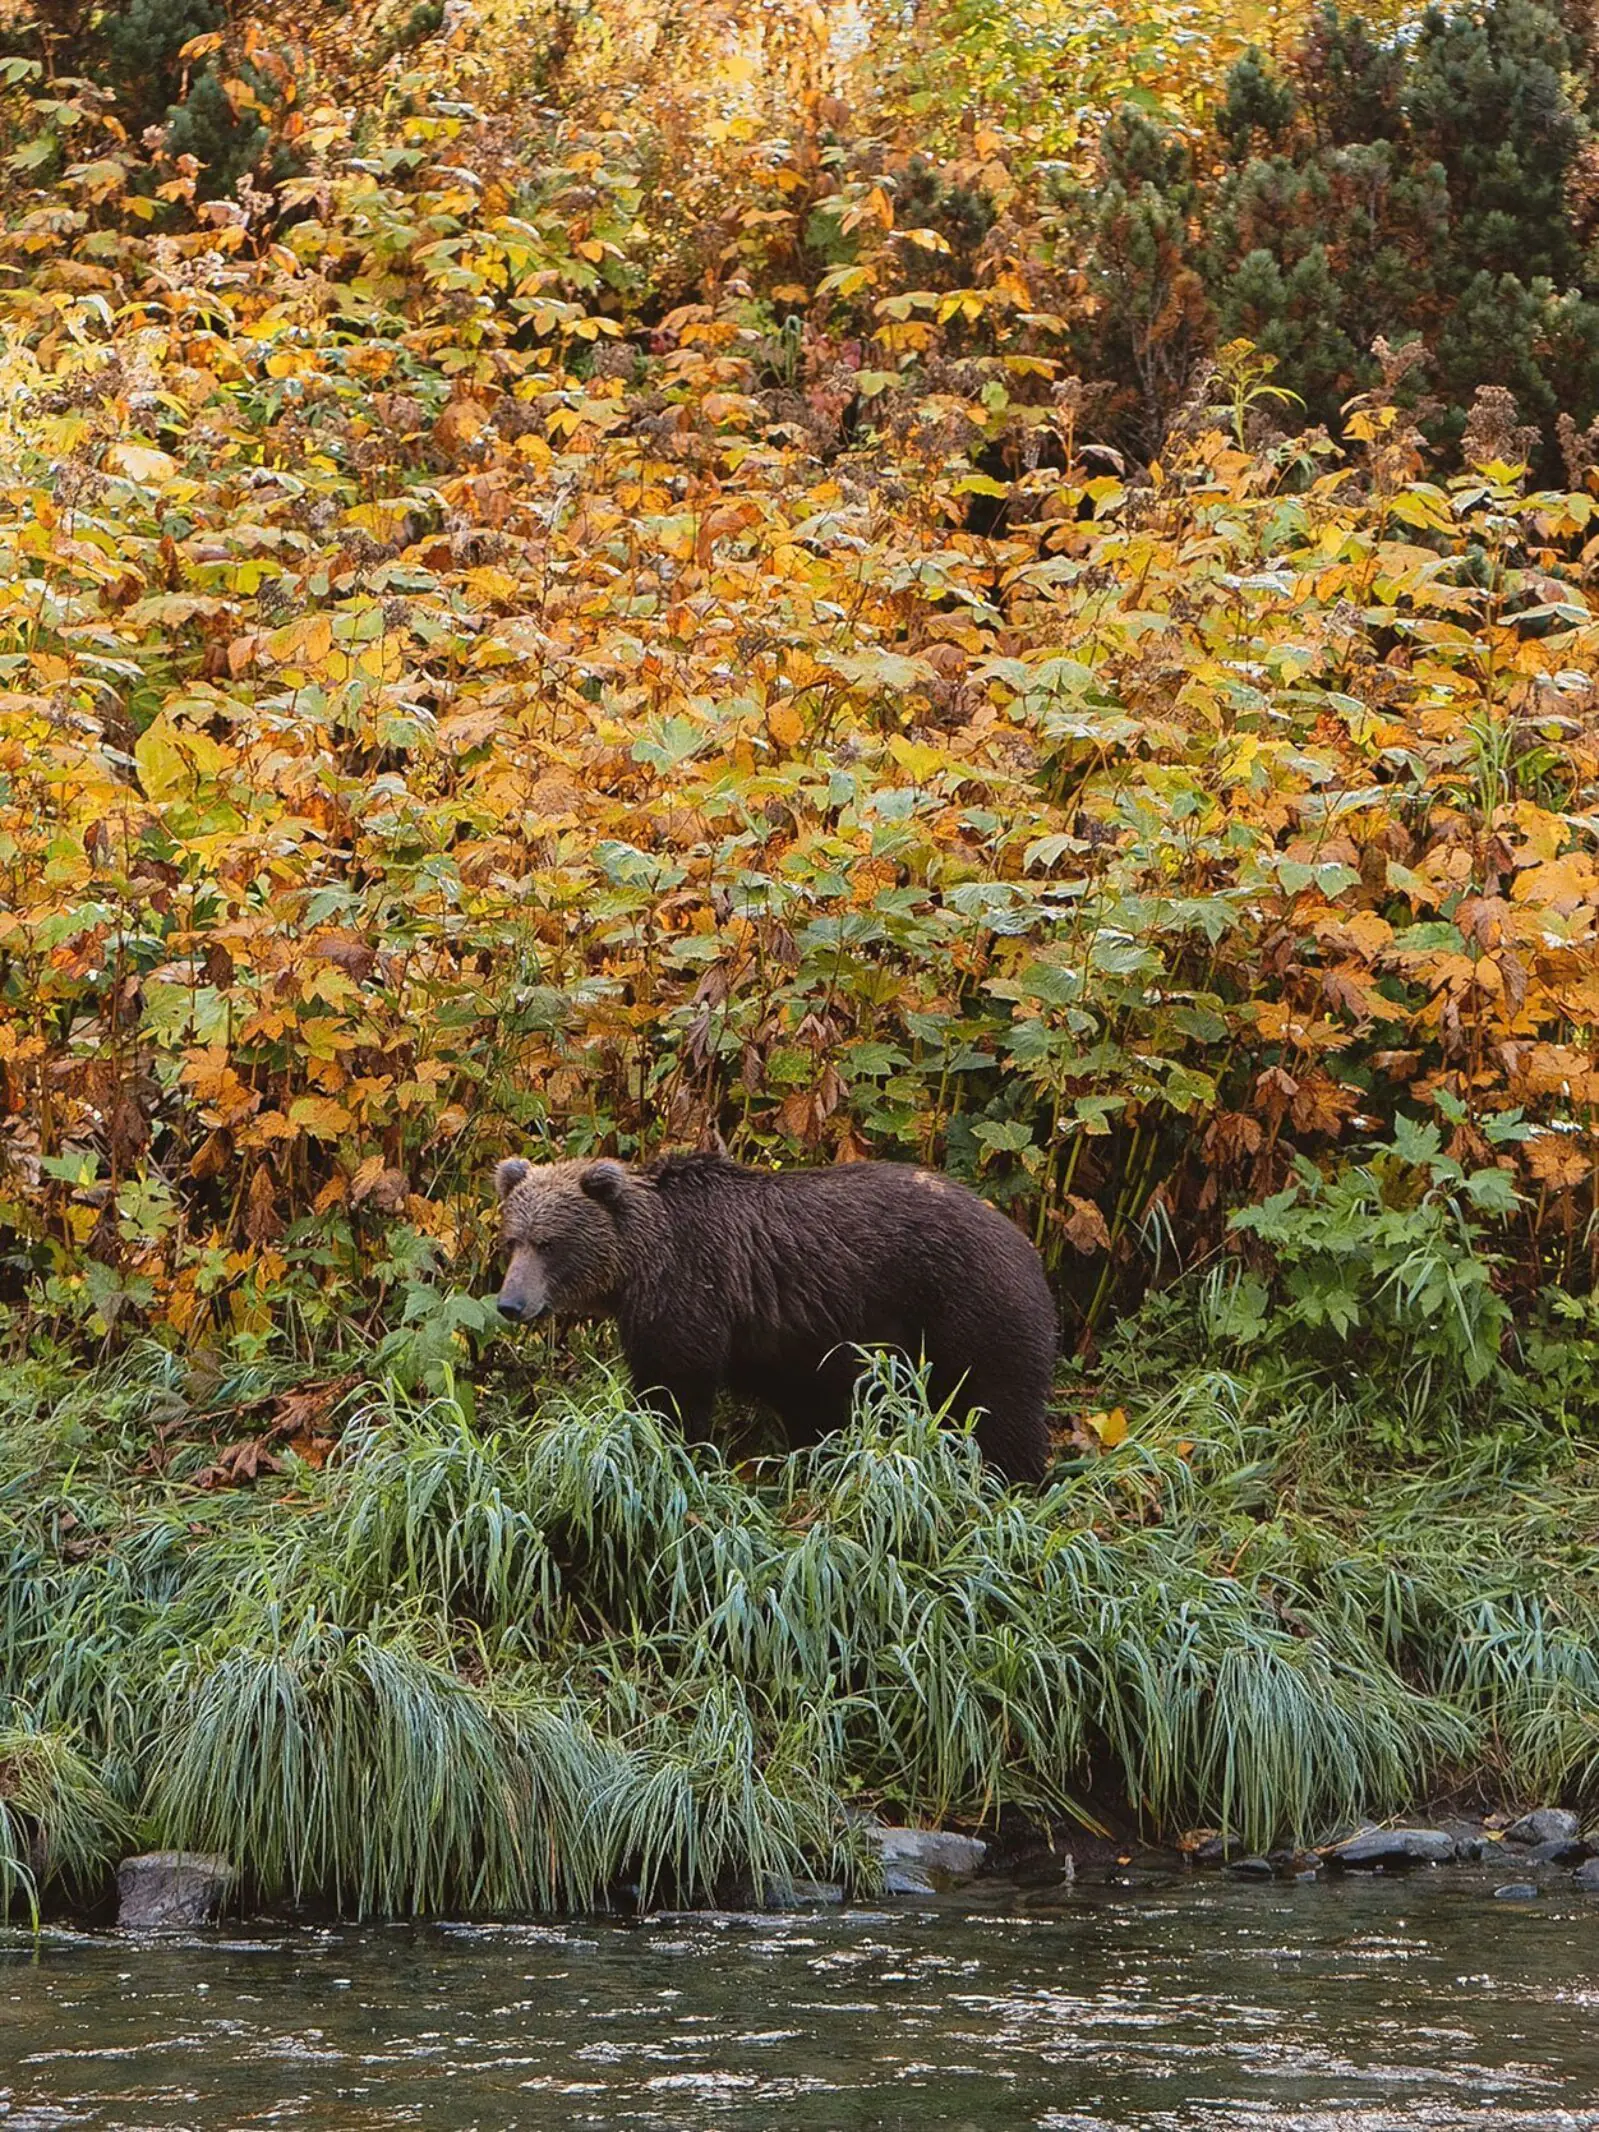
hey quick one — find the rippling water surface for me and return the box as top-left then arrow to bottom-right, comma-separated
5,1878 -> 1599,2129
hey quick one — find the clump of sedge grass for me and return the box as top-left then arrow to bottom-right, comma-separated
0,1711 -> 132,1924
0,1343 -> 1596,1916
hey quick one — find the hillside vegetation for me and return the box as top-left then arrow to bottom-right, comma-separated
1,0 -> 1599,1920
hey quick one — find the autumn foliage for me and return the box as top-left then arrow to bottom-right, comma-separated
1,0 -> 1598,1369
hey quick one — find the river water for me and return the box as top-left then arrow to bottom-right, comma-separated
4,1877 -> 1598,2130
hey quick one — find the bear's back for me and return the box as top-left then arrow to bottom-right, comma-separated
644,1152 -> 1052,1336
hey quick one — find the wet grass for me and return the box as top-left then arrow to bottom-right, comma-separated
0,1346 -> 1596,1920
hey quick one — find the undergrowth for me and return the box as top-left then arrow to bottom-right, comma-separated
2,1338 -> 1596,1923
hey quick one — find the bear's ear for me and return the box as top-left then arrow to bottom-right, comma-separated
580,1158 -> 629,1209
494,1157 -> 532,1202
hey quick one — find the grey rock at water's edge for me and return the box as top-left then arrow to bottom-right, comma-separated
1330,1828 -> 1457,1869
1503,1807 -> 1581,1847
759,1878 -> 846,1909
116,1852 -> 236,1932
873,1827 -> 989,1896
1525,1837 -> 1591,1865
1573,1858 -> 1599,1893
1224,1856 -> 1275,1880
1493,1882 -> 1540,1901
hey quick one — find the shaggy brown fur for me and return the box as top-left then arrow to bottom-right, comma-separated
494,1152 -> 1056,1483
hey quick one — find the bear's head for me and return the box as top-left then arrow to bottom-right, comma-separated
493,1157 -> 631,1323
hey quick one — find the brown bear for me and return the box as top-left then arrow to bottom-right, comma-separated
493,1151 -> 1056,1483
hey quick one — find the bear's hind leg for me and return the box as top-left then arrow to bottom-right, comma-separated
926,1353 -> 1051,1484
771,1390 -> 842,1449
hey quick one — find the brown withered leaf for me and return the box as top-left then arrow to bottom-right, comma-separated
1203,1111 -> 1264,1165
1254,1065 -> 1300,1117
244,1162 -> 283,1244
318,932 -> 376,983
1525,1132 -> 1591,1191
777,1089 -> 815,1141
434,394 -> 491,454
267,1375 -> 357,1442
193,1437 -> 281,1490
1321,967 -> 1384,1024
182,1045 -> 260,1128
188,1128 -> 231,1181
1062,1194 -> 1111,1252
109,1086 -> 149,1164
1290,1074 -> 1358,1137
350,1156 -> 408,1211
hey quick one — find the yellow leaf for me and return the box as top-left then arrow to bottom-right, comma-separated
887,736 -> 949,781
287,1096 -> 352,1140
1511,853 -> 1598,913
108,442 -> 177,484
134,716 -> 223,801
1087,1407 -> 1128,1448
266,613 -> 333,666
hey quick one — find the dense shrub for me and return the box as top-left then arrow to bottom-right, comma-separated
0,0 -> 1597,1370
101,0 -> 220,130
162,64 -> 270,198
1084,0 -> 1599,464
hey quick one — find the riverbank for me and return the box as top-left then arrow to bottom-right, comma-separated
5,1333 -> 1598,1928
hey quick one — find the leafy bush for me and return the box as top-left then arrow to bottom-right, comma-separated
1225,1119 -> 1521,1439
0,0 -> 1596,1368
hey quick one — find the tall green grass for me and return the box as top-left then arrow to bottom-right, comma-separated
0,1348 -> 1596,1919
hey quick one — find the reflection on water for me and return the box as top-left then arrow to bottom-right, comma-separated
3,1877 -> 1599,2130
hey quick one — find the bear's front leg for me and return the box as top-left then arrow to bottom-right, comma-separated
624,1350 -> 719,1444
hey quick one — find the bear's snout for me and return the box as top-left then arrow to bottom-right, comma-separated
495,1245 -> 549,1325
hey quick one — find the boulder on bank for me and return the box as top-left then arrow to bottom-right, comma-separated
759,1877 -> 846,1908
1503,1807 -> 1580,1847
1329,1828 -> 1457,1869
1524,1837 -> 1591,1865
871,1826 -> 988,1895
1573,1857 -> 1599,1893
116,1852 -> 236,1932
